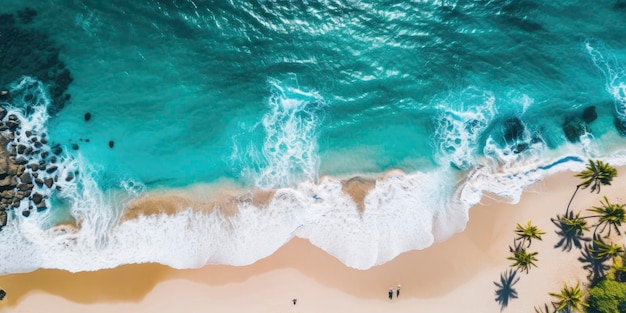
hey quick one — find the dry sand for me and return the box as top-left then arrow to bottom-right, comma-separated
1,167 -> 625,313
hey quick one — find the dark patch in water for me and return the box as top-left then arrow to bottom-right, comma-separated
17,7 -> 37,24
108,140 -> 114,148
84,112 -> 92,121
562,116 -> 587,143
615,0 -> 626,10
614,118 -> 626,136
502,117 -> 525,143
582,106 -> 597,123
0,10 -> 73,116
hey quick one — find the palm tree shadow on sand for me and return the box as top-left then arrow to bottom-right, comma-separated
551,211 -> 590,252
494,269 -> 520,311
578,237 -> 610,284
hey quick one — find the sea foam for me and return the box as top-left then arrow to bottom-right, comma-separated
3,77 -> 626,274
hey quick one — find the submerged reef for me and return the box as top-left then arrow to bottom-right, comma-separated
0,8 -> 72,116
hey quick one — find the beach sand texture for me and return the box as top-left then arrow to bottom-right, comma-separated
1,167 -> 624,313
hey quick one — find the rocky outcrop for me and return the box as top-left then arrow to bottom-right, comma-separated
0,105 -> 75,231
562,106 -> 599,143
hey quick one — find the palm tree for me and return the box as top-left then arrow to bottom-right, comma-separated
589,236 -> 625,266
567,159 -> 617,215
586,196 -> 626,237
515,221 -> 546,248
549,282 -> 588,313
578,240 -> 610,284
552,211 -> 591,251
494,269 -> 520,310
507,244 -> 539,274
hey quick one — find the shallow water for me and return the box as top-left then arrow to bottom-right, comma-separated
0,0 -> 626,272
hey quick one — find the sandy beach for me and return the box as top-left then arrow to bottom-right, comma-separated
1,167 -> 624,313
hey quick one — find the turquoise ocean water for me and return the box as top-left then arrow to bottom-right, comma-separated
1,0 -> 626,272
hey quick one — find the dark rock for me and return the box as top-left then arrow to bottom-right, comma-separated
513,143 -> 528,154
7,163 -> 19,175
109,140 -> 114,148
0,160 -> 8,179
0,124 -> 8,131
502,117 -> 525,142
46,165 -> 58,173
65,173 -> 74,182
41,137 -> 48,144
31,193 -> 43,204
0,108 -> 6,120
16,165 -> 25,176
25,130 -> 32,137
36,201 -> 46,211
84,112 -> 91,121
616,118 -> 626,136
582,106 -> 597,123
30,137 -> 37,143
22,209 -> 30,217
34,141 -> 42,148
7,114 -> 17,121
72,143 -> 79,150
6,133 -> 14,141
0,211 -> 7,229
51,144 -> 62,155
0,176 -> 17,190
38,159 -> 45,166
563,117 -> 587,143
18,183 -> 31,192
50,156 -> 57,163
24,146 -> 32,155
14,157 -> 28,165
17,144 -> 26,154
19,172 -> 32,184
28,163 -> 39,171
6,120 -> 19,131
40,151 -> 48,159
32,172 -> 38,179
1,190 -> 14,199
44,177 -> 53,188
34,178 -> 43,186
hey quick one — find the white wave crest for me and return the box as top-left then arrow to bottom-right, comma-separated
239,78 -> 325,189
433,87 -> 496,169
585,41 -> 626,121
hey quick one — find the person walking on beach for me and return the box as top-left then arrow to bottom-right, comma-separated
396,284 -> 401,298
388,287 -> 393,300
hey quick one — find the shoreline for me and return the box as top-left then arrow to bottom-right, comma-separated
2,166 -> 623,312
